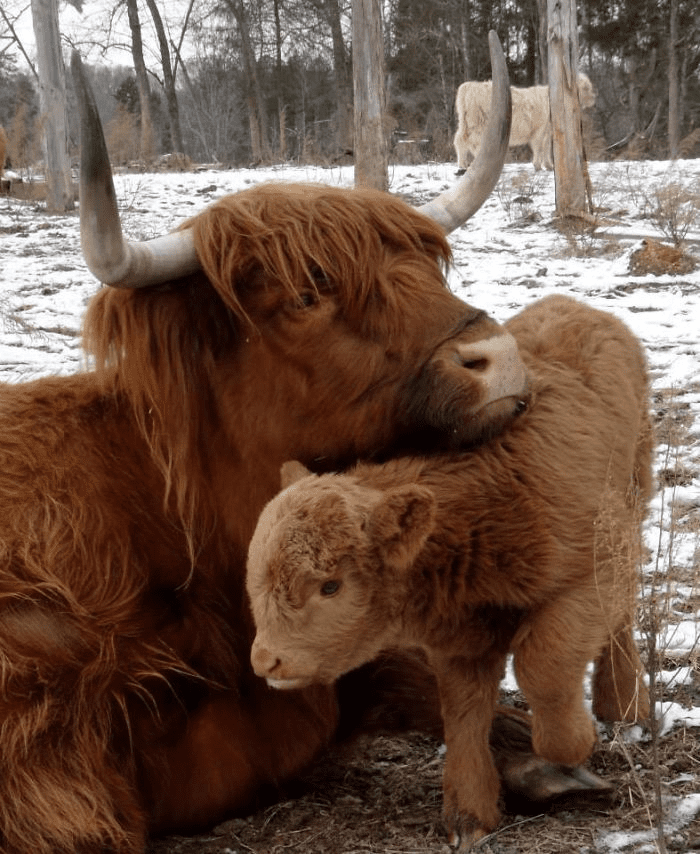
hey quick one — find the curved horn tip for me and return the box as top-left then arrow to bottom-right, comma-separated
73,51 -> 203,289
418,30 -> 511,234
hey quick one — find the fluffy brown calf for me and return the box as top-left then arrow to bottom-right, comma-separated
454,73 -> 595,172
248,295 -> 652,850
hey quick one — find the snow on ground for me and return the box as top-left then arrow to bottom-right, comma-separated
1,158 -> 699,851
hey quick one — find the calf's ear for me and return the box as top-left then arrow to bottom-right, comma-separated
369,485 -> 436,571
280,460 -> 314,489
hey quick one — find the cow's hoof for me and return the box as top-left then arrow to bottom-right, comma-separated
445,812 -> 492,851
447,824 -> 489,851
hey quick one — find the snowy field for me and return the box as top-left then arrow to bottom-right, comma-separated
1,158 -> 699,853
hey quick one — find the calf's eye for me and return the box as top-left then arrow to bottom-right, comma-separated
320,580 -> 341,596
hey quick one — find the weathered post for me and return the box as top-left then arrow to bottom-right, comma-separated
547,0 -> 590,218
31,0 -> 74,213
352,0 -> 388,191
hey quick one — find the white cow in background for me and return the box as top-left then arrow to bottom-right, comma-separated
454,73 -> 596,173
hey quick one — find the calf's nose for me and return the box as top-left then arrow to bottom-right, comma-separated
250,638 -> 280,677
455,331 -> 527,405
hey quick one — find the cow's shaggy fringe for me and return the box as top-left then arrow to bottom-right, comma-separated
84,184 -> 452,551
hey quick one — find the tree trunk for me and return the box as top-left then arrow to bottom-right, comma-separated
226,0 -> 268,163
459,0 -> 471,82
547,0 -> 590,217
144,0 -> 184,153
273,0 -> 286,160
536,0 -> 547,83
668,0 -> 680,159
327,0 -> 353,154
125,0 -> 156,161
308,0 -> 352,154
30,0 -> 73,212
352,0 -> 387,190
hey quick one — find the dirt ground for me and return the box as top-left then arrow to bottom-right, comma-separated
147,702 -> 700,854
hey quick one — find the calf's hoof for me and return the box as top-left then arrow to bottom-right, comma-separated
500,755 -> 614,815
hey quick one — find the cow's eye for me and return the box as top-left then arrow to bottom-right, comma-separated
320,580 -> 341,596
296,290 -> 318,309
310,266 -> 331,287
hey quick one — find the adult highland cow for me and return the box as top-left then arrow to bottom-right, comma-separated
454,73 -> 595,173
248,296 -> 652,850
0,34 -> 602,854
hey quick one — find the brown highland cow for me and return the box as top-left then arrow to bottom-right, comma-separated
248,295 -> 652,850
0,36 -> 609,854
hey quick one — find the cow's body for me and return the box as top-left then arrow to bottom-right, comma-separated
0,183 -> 532,854
248,295 -> 652,850
0,36 -> 609,851
453,74 -> 595,172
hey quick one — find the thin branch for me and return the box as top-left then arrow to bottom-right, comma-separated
0,4 -> 39,81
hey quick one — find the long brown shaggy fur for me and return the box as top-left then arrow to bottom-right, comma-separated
0,182 -> 529,853
248,295 -> 652,847
454,74 -> 595,171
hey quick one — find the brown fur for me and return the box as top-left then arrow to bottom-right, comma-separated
248,295 -> 652,848
0,182 -> 531,853
0,125 -> 6,175
454,74 -> 596,171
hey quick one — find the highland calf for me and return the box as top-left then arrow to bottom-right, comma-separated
454,73 -> 596,172
248,295 -> 652,850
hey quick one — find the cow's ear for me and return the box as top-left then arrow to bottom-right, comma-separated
280,460 -> 313,490
369,485 -> 436,571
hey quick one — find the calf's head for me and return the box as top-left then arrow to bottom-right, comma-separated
247,462 -> 436,689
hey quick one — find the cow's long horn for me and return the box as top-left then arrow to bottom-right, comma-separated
418,30 -> 511,234
71,51 -> 200,288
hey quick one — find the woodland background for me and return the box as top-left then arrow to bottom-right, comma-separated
1,0 -> 700,172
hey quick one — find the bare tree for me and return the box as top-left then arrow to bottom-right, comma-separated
125,0 -> 156,161
223,0 -> 269,164
272,0 -> 286,160
536,0 -> 547,82
143,0 -> 184,153
30,0 -> 74,212
668,0 -> 679,159
310,0 -> 353,154
353,0 -> 387,190
547,0 -> 590,217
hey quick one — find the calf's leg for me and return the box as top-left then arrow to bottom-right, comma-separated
512,595 -> 599,767
592,622 -> 650,722
338,650 -> 614,810
431,649 -> 507,850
